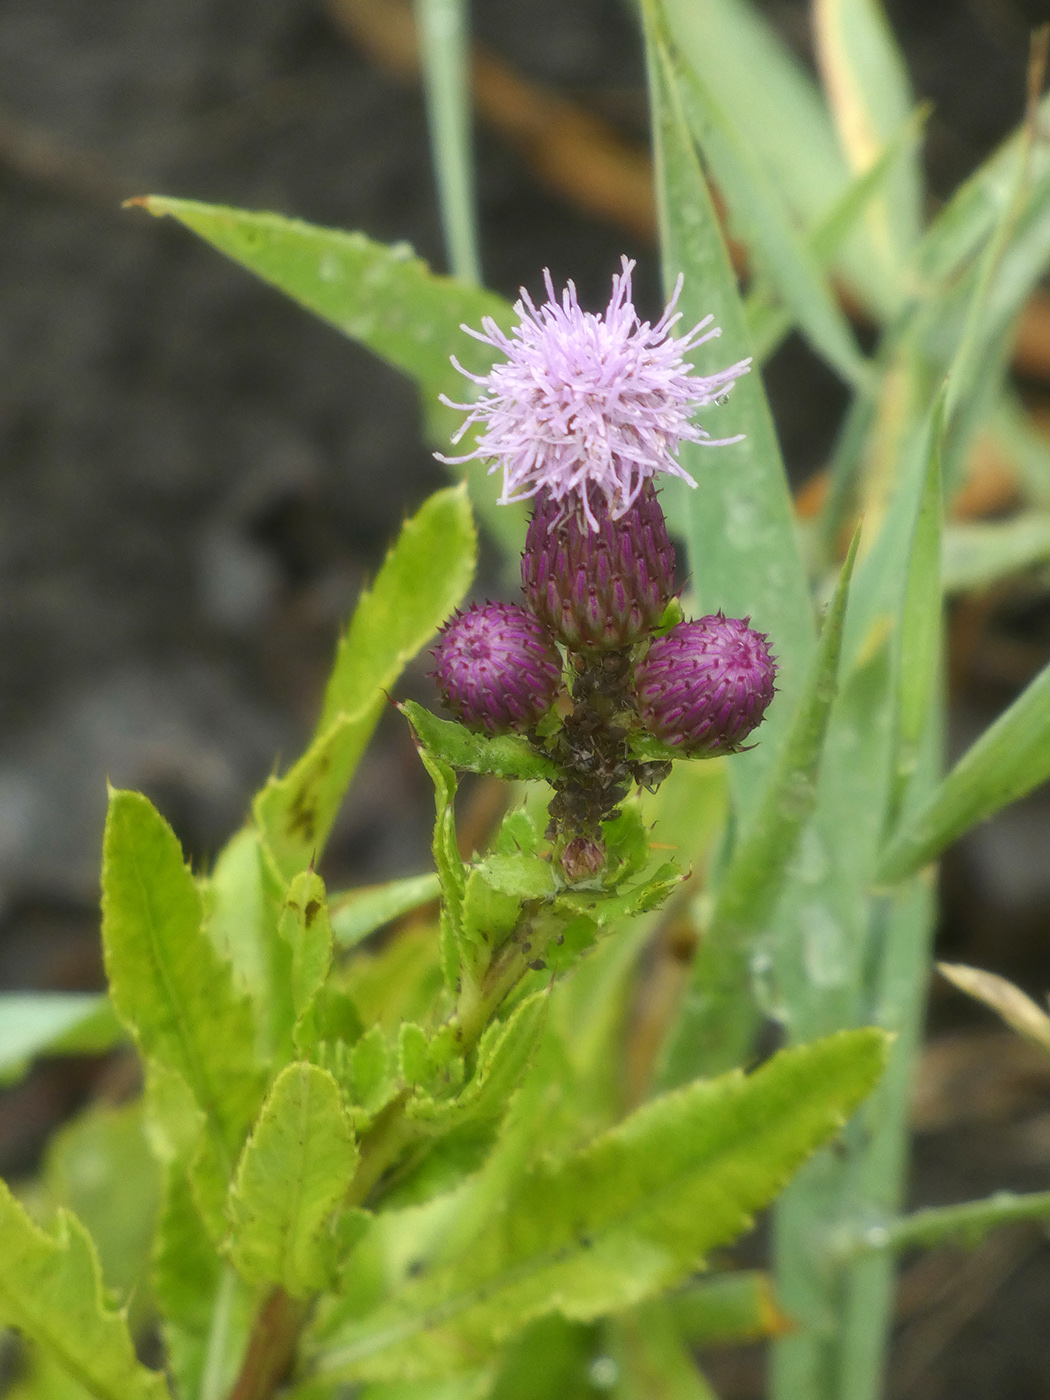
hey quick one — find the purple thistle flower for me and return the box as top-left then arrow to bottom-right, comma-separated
438,257 -> 751,529
634,614 -> 777,757
522,482 -> 676,652
430,602 -> 563,734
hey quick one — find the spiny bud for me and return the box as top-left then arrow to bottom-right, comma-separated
559,835 -> 606,883
634,613 -> 777,756
522,483 -> 676,652
430,602 -> 563,734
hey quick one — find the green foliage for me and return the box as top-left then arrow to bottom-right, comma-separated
0,1179 -> 169,1400
227,1063 -> 358,1298
644,3 -> 817,822
329,874 -> 442,949
0,995 -> 123,1087
132,199 -> 507,454
313,1030 -> 886,1381
662,530 -> 860,1080
399,703 -> 561,783
879,653 -> 1050,881
101,789 -> 264,1240
43,1102 -> 160,1330
131,198 -> 523,557
255,485 -> 476,880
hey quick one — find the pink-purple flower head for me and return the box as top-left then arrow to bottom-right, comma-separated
438,257 -> 751,530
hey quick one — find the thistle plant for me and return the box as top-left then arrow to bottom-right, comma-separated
4,6 -> 1050,1400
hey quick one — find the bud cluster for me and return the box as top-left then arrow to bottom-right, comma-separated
427,259 -> 777,879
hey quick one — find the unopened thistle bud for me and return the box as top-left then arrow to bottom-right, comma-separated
430,602 -> 563,734
634,614 -> 777,756
522,483 -> 676,652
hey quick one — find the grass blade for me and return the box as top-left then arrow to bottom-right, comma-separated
813,0 -> 922,281
644,7 -> 816,823
659,532 -> 860,1081
879,655 -> 1050,882
415,0 -> 481,284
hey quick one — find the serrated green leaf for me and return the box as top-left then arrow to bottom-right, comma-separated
643,14 -> 816,823
228,1062 -> 358,1298
660,14 -> 868,389
408,992 -> 547,1131
101,790 -> 264,1185
202,826 -> 289,1060
329,875 -> 442,948
459,871 -> 520,986
278,871 -> 334,1052
314,1029 -> 887,1380
661,532 -> 860,1080
324,1026 -> 401,1129
0,995 -> 123,1087
879,653 -> 1050,882
255,486 -> 476,880
399,703 -> 561,782
492,808 -> 542,858
0,1179 -> 169,1400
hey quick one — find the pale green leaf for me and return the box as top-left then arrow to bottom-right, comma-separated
416,0 -> 480,284
202,827 -> 287,1058
0,1179 -> 169,1400
130,198 -> 522,557
661,532 -> 860,1081
943,513 -> 1050,593
0,995 -> 122,1087
644,16 -> 816,823
608,1300 -> 716,1400
228,1062 -> 359,1298
668,1271 -> 790,1347
879,654 -> 1050,881
255,485 -> 476,881
892,394 -> 944,812
330,874 -> 441,948
314,1029 -> 886,1380
131,199 -> 503,451
916,90 -> 1050,287
278,870 -> 334,1032
44,1102 -> 160,1327
661,16 -> 869,388
101,790 -> 264,1181
153,1171 -> 253,1400
813,0 -> 921,275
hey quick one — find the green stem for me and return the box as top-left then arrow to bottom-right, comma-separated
848,1189 -> 1050,1256
199,1267 -> 239,1400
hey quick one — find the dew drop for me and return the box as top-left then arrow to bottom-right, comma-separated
589,1358 -> 619,1390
